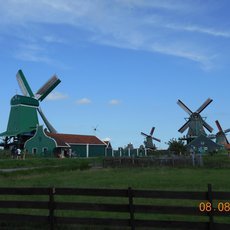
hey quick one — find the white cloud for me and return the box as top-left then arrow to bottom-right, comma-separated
109,99 -> 120,105
46,91 -> 68,101
166,24 -> 230,38
116,0 -> 192,11
42,35 -> 65,43
13,43 -> 52,63
12,41 -> 70,68
76,98 -> 91,105
150,43 -> 216,70
0,0 -> 227,69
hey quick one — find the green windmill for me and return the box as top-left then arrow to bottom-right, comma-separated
177,98 -> 214,144
141,127 -> 161,150
0,70 -> 61,148
215,120 -> 230,146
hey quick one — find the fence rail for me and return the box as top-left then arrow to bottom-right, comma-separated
103,156 -> 203,168
0,184 -> 229,229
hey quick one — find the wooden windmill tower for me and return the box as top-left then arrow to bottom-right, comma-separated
141,127 -> 161,149
0,70 -> 61,148
177,98 -> 214,144
215,120 -> 230,146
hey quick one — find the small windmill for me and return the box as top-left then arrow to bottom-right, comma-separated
215,120 -> 230,146
0,70 -> 61,147
141,127 -> 161,149
177,98 -> 213,143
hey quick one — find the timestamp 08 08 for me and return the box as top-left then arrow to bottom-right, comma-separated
199,202 -> 230,212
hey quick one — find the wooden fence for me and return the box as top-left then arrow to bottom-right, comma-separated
103,156 -> 202,168
0,184 -> 229,229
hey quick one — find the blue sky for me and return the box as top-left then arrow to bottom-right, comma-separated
1,0 -> 230,149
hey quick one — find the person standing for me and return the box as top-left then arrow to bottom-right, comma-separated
11,146 -> 17,159
17,148 -> 21,159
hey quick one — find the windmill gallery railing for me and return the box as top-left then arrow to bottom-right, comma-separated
0,185 -> 229,230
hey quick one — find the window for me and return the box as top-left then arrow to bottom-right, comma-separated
42,147 -> 48,153
32,148 -> 37,154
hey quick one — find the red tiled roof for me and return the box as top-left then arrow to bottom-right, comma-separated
46,132 -> 105,146
50,134 -> 70,147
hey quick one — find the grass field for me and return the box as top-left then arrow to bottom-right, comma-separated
0,153 -> 229,191
1,167 -> 229,190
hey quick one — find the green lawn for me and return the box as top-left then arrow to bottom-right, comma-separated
0,151 -> 229,190
0,157 -> 229,191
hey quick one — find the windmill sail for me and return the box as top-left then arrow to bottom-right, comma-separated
178,120 -> 190,133
224,129 -> 230,133
177,100 -> 193,116
196,98 -> 213,114
225,136 -> 229,144
152,137 -> 161,142
150,127 -> 155,136
16,70 -> 34,97
215,120 -> 223,132
36,75 -> 61,101
202,120 -> 213,133
141,132 -> 149,137
37,107 -> 57,133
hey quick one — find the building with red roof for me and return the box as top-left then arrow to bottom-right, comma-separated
25,126 -> 107,157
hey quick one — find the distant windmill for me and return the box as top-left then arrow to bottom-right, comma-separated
177,98 -> 213,143
215,120 -> 230,146
0,69 -> 61,147
141,127 -> 161,149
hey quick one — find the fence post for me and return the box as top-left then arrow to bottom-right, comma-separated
207,184 -> 214,230
128,187 -> 135,230
49,187 -> 56,230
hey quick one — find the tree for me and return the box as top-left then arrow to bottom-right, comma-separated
167,138 -> 187,155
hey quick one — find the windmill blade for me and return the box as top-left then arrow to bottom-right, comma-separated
224,128 -> 230,133
202,120 -> 213,133
36,75 -> 61,101
150,127 -> 155,136
141,132 -> 149,137
152,137 -> 161,142
178,120 -> 191,133
224,135 -> 229,145
215,120 -> 223,132
177,100 -> 193,115
196,98 -> 213,114
37,107 -> 57,133
16,70 -> 34,97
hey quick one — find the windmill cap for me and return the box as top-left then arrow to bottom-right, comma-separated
11,95 -> 39,107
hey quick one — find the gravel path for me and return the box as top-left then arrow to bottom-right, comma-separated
0,167 -> 39,172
